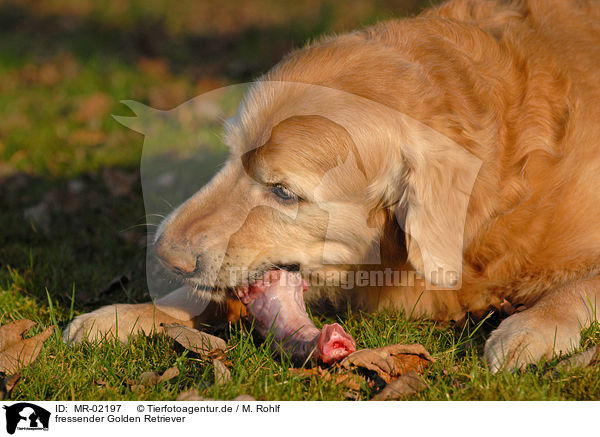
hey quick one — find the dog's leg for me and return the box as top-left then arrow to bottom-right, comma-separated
63,287 -> 245,343
484,277 -> 600,372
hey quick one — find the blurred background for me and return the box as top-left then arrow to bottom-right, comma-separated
0,0 -> 437,315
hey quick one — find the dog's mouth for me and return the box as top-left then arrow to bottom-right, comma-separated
235,268 -> 356,364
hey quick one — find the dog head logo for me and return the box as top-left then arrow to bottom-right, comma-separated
114,81 -> 482,312
3,403 -> 51,434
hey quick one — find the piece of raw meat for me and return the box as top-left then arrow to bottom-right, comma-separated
237,270 -> 355,364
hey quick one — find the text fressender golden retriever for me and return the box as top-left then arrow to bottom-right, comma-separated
65,0 -> 600,372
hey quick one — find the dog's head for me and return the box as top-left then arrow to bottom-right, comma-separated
153,78 -> 482,301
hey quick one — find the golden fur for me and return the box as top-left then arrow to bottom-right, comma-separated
65,0 -> 600,372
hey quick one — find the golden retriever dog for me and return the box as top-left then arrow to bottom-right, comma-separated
64,0 -> 600,372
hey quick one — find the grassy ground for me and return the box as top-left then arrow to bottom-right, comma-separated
2,0 -> 600,401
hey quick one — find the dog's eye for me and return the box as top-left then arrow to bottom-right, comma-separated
271,184 -> 299,204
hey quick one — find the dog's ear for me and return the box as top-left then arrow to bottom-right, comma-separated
397,126 -> 482,288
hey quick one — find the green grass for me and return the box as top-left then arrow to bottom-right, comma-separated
4,279 -> 600,400
2,0 -> 600,401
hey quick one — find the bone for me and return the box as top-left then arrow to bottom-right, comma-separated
238,270 -> 356,364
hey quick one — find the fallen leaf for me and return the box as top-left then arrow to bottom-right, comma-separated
557,346 -> 600,369
0,321 -> 55,373
288,367 -> 364,391
139,372 -> 160,385
334,371 -> 363,391
371,371 -> 426,400
0,373 -> 21,400
288,367 -> 323,378
345,391 -> 361,401
162,324 -> 227,358
160,366 -> 180,382
340,343 -> 435,383
138,366 -> 180,387
0,320 -> 36,350
207,349 -> 230,365
213,359 -> 231,386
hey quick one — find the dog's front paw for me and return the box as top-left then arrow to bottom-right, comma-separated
63,303 -> 164,343
483,311 -> 580,373
484,326 -> 548,373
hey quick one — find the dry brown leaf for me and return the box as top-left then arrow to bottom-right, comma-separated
371,371 -> 427,401
160,366 -> 180,382
288,366 -> 364,391
0,373 -> 21,400
345,390 -> 361,401
139,371 -> 161,385
162,324 -> 227,358
138,366 -> 180,386
207,349 -> 230,365
288,367 -> 324,378
213,359 -> 231,386
0,321 -> 55,373
557,346 -> 600,369
340,343 -> 435,383
0,320 -> 36,350
334,371 -> 363,391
